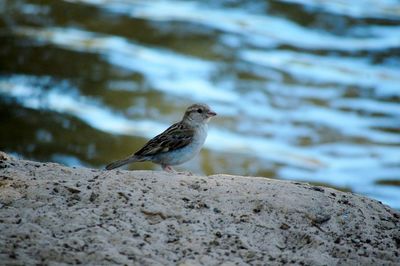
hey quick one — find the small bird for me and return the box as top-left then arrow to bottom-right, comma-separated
105,103 -> 217,172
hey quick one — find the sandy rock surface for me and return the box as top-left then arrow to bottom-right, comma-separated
0,152 -> 399,265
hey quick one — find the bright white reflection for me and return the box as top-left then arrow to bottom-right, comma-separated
278,0 -> 400,19
241,49 -> 400,96
14,27 -> 236,104
65,0 -> 400,51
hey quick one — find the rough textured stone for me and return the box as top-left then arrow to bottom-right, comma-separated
0,152 -> 399,265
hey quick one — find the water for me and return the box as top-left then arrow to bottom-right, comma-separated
1,0 -> 399,208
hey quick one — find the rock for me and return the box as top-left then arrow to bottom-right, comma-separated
0,153 -> 399,265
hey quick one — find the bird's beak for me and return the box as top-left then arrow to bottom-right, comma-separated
207,110 -> 217,117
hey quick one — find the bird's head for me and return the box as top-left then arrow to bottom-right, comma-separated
183,103 -> 217,125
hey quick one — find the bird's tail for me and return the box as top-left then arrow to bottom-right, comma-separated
105,156 -> 138,170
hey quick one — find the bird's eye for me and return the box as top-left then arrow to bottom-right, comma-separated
197,109 -> 203,113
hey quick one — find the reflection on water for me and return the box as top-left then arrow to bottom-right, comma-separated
0,0 -> 399,208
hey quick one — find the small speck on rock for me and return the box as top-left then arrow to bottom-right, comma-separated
213,208 -> 221,214
253,208 -> 261,213
65,186 -> 81,194
89,192 -> 98,202
311,186 -> 324,192
280,223 -> 291,230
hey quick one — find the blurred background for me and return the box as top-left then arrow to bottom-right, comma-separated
0,0 -> 399,208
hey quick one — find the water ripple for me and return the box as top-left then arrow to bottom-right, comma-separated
0,75 -> 326,170
65,0 -> 400,51
241,49 -> 400,96
278,0 -> 400,20
14,26 -> 237,103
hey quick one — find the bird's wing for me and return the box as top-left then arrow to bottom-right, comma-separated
134,122 -> 195,157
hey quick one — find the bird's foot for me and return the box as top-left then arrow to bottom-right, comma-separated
162,165 -> 176,173
162,165 -> 193,176
177,171 -> 193,176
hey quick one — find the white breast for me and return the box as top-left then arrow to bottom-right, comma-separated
151,123 -> 208,166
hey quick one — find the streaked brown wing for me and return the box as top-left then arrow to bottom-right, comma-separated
134,122 -> 194,157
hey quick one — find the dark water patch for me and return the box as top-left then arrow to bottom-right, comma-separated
376,180 -> 400,187
0,99 -> 108,166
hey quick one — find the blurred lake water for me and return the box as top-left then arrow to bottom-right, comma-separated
1,0 -> 399,208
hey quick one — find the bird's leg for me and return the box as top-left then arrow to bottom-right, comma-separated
162,165 -> 176,173
162,165 -> 193,176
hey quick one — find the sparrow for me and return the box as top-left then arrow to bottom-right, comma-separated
105,103 -> 217,172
